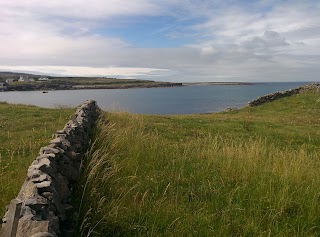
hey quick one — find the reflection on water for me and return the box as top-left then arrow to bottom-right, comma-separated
0,82 -> 310,114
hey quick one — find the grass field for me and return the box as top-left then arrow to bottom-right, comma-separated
76,91 -> 320,237
1,91 -> 320,236
0,103 -> 73,217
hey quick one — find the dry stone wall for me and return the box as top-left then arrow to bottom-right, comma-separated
299,83 -> 320,92
248,83 -> 320,107
1,100 -> 100,237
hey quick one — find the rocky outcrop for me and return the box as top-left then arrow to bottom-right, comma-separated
299,83 -> 320,92
248,83 -> 320,107
1,100 -> 100,237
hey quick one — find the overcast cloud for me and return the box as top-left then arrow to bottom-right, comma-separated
0,0 -> 319,82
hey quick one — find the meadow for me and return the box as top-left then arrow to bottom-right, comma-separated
1,91 -> 320,236
0,103 -> 73,217
76,91 -> 320,237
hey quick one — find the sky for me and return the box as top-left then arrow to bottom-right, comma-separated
0,0 -> 320,82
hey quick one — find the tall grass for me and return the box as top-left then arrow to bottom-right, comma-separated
76,92 -> 320,236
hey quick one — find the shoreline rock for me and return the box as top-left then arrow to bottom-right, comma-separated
248,83 -> 320,107
3,82 -> 183,92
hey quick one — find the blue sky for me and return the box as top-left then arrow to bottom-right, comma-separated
102,16 -> 201,48
0,0 -> 320,82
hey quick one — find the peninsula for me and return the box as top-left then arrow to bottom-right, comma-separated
0,71 -> 182,91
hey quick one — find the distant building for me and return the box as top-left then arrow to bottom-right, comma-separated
18,76 -> 26,82
5,79 -> 15,83
38,77 -> 49,81
18,76 -> 34,82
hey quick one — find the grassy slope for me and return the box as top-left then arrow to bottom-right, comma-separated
0,103 -> 73,216
77,92 -> 320,237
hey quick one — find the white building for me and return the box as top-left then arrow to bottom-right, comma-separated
18,76 -> 27,82
5,79 -> 15,83
18,76 -> 34,82
38,77 -> 49,81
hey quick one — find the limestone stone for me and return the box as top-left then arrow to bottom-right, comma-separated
16,218 -> 59,237
37,153 -> 56,161
29,173 -> 52,183
59,155 -> 71,164
49,138 -> 68,150
60,165 -> 80,183
28,158 -> 55,176
38,158 -> 51,167
46,145 -> 65,154
49,138 -> 62,144
30,232 -> 56,237
54,174 -> 70,202
27,169 -> 43,179
35,181 -> 55,194
56,129 -> 67,135
51,191 -> 66,221
40,147 -> 61,155
41,192 -> 53,201
1,199 -> 22,237
17,181 -> 38,203
66,150 -> 80,161
25,196 -> 48,206
20,206 -> 35,219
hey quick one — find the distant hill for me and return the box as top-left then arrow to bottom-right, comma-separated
0,71 -> 47,81
0,71 -> 183,91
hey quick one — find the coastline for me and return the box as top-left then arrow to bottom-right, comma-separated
0,82 -> 313,115
71,82 -> 183,90
1,82 -> 183,92
182,82 -> 258,86
1,81 -> 260,92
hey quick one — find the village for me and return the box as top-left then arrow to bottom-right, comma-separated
0,76 -> 50,91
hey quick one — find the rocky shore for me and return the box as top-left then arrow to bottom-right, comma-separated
3,82 -> 183,92
249,83 -> 320,106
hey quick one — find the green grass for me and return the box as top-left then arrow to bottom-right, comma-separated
76,91 -> 320,237
6,77 -> 157,86
0,103 -> 73,217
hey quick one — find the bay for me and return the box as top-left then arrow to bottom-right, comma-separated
0,82 -> 311,114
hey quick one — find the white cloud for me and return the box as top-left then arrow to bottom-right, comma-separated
0,65 -> 168,78
201,46 -> 217,56
0,0 -> 319,82
244,30 -> 290,51
0,0 -> 161,20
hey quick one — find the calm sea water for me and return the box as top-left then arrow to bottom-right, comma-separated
0,82 -> 311,114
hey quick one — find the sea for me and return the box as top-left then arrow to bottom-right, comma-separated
0,82 -> 312,115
